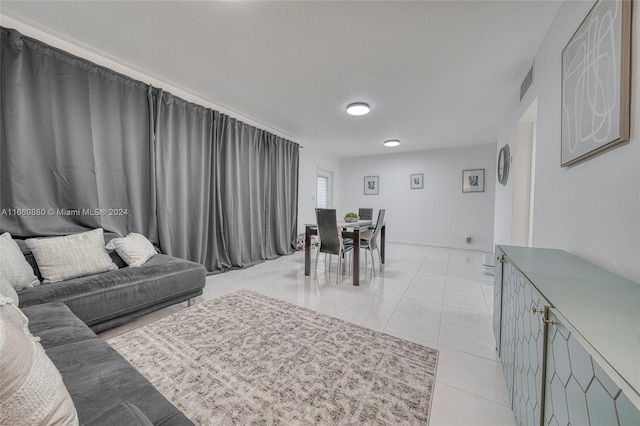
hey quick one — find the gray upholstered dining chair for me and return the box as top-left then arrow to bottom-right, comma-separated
358,208 -> 374,221
360,209 -> 386,276
315,208 -> 353,283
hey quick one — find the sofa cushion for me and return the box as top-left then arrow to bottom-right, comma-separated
0,277 -> 20,305
0,297 -> 79,426
83,402 -> 153,426
23,302 -> 97,349
18,254 -> 205,329
45,338 -> 192,425
106,233 -> 156,267
25,229 -> 118,283
0,232 -> 40,291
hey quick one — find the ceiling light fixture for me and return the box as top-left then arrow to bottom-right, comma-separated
384,139 -> 400,147
346,102 -> 370,116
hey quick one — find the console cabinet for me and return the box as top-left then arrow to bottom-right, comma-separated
494,246 -> 639,426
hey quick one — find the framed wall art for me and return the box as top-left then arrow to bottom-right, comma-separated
462,169 -> 485,193
363,176 -> 379,195
561,0 -> 632,166
410,173 -> 423,189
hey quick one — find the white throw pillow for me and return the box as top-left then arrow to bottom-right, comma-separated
0,278 -> 19,306
25,229 -> 118,283
0,233 -> 39,291
0,297 -> 79,426
105,233 -> 156,267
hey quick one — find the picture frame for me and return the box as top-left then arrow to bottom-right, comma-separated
561,0 -> 631,166
410,173 -> 423,189
363,176 -> 379,195
462,169 -> 485,193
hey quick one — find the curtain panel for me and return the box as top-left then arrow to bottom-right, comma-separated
1,28 -> 299,272
0,28 -> 156,241
153,90 -> 299,271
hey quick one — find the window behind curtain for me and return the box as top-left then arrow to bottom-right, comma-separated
316,175 -> 329,209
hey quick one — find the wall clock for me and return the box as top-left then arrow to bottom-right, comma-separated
497,144 -> 510,186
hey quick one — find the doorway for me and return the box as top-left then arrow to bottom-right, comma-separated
511,99 -> 537,246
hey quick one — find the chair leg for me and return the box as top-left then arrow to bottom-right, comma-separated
336,253 -> 341,284
377,248 -> 382,273
314,248 -> 321,278
365,249 -> 368,271
370,248 -> 376,277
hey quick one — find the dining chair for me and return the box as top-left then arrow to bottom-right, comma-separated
358,208 -> 374,221
360,209 -> 386,276
315,208 -> 353,283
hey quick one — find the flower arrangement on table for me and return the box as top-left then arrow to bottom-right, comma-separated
344,212 -> 359,223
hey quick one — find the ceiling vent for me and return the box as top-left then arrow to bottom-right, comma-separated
520,65 -> 534,101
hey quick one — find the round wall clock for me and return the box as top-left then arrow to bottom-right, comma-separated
497,144 -> 510,186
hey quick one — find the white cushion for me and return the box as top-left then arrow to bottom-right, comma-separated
0,278 -> 19,306
0,297 -> 79,426
25,229 -> 117,283
0,233 -> 39,291
105,233 -> 156,268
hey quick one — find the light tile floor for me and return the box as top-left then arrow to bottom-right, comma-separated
100,243 -> 516,425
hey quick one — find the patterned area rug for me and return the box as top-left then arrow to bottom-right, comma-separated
108,290 -> 438,425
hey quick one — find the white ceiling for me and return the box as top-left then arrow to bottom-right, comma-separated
1,1 -> 562,157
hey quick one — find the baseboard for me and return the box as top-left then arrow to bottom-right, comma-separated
386,239 -> 492,253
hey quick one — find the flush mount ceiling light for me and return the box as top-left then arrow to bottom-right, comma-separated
384,139 -> 400,147
346,102 -> 370,116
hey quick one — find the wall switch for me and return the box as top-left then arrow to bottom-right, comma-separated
466,235 -> 472,244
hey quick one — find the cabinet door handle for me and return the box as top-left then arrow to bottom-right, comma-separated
532,305 -> 557,326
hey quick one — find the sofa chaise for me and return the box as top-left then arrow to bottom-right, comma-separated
21,301 -> 194,425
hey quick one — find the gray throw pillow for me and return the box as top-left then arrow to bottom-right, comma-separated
0,232 -> 39,291
25,229 -> 118,283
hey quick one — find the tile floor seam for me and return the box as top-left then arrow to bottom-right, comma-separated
434,380 -> 513,408
381,247 -> 431,333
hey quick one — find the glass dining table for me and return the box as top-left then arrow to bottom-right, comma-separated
303,220 -> 386,285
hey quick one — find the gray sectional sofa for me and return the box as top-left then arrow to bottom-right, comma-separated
9,231 -> 206,424
16,233 -> 206,332
23,302 -> 194,425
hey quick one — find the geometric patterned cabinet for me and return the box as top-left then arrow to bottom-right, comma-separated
544,310 -> 640,426
495,249 -> 545,425
493,245 -> 640,426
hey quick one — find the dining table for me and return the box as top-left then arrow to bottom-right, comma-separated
304,219 -> 386,286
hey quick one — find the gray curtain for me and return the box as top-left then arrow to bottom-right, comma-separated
1,27 -> 299,272
0,28 -> 156,241
153,90 -> 299,271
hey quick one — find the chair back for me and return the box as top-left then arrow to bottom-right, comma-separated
368,209 -> 386,251
316,209 -> 341,255
358,208 -> 374,221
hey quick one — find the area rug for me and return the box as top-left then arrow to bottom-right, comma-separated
108,290 -> 439,425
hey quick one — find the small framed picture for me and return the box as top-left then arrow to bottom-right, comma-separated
363,176 -> 379,195
411,173 -> 423,189
462,169 -> 485,193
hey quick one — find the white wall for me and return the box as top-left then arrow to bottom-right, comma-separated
340,144 -> 497,252
494,0 -> 640,283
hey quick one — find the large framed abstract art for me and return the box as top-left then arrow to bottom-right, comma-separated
561,0 -> 632,166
